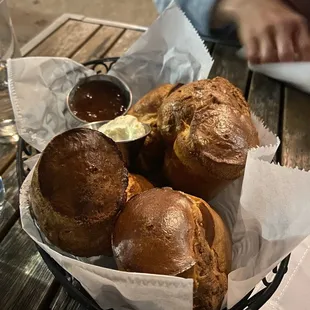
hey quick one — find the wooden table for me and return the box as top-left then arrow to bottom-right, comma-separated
0,13 -> 309,310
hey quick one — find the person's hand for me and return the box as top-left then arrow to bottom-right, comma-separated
214,0 -> 310,64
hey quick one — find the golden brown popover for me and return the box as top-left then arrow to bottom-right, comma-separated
112,187 -> 232,310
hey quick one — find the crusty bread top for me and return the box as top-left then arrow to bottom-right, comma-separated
158,77 -> 252,143
37,128 -> 128,221
174,103 -> 259,179
112,187 -> 222,275
128,83 -> 183,124
113,188 -> 197,275
128,83 -> 183,174
158,77 -> 259,179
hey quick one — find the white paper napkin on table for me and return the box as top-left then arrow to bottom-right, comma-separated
249,62 -> 310,94
236,47 -> 310,94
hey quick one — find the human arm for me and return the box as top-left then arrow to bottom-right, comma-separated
213,0 -> 310,63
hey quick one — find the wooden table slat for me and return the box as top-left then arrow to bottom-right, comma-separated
0,162 -> 19,241
209,44 -> 249,94
0,141 -> 16,176
104,29 -> 143,57
0,221 -> 55,310
28,19 -> 100,58
72,26 -> 125,63
0,90 -> 17,174
282,87 -> 310,169
93,29 -> 143,76
247,73 -> 282,135
51,287 -> 83,310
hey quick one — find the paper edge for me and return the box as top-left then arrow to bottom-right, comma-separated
121,2 -> 212,62
7,57 -> 95,152
170,3 -> 213,62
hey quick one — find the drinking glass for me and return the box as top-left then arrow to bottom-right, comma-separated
0,0 -> 21,143
0,175 -> 13,225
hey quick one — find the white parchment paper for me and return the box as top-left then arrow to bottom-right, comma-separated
7,57 -> 95,151
235,47 -> 310,94
249,62 -> 310,94
258,236 -> 310,310
9,2 -> 310,310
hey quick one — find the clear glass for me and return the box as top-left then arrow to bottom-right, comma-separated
0,175 -> 13,224
0,0 -> 20,61
0,0 -> 21,143
0,176 -> 5,206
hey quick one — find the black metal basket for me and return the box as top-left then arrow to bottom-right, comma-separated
16,58 -> 291,310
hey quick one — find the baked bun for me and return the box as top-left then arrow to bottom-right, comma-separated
128,83 -> 182,174
126,173 -> 153,201
30,128 -> 128,257
158,77 -> 259,200
112,187 -> 231,310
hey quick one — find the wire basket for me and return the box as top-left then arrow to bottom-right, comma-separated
16,57 -> 291,310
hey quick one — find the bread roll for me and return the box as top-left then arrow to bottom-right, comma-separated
128,83 -> 183,174
126,173 -> 153,201
158,77 -> 259,200
112,187 -> 231,310
30,128 -> 128,257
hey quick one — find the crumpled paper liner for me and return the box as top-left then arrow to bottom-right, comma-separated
249,62 -> 310,94
7,57 -> 95,151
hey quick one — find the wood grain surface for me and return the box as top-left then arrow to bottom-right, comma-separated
0,162 -> 19,242
0,161 -> 57,310
91,29 -> 143,74
0,142 -> 17,176
28,19 -> 100,58
247,73 -> 282,136
0,220 -> 56,310
51,287 -> 83,310
0,89 -> 18,176
104,29 -> 143,57
72,26 -> 124,63
209,44 -> 249,94
282,87 -> 310,170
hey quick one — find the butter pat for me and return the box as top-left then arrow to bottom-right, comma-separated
98,115 -> 146,142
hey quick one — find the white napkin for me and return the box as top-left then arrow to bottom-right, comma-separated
249,62 -> 310,94
236,47 -> 310,94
